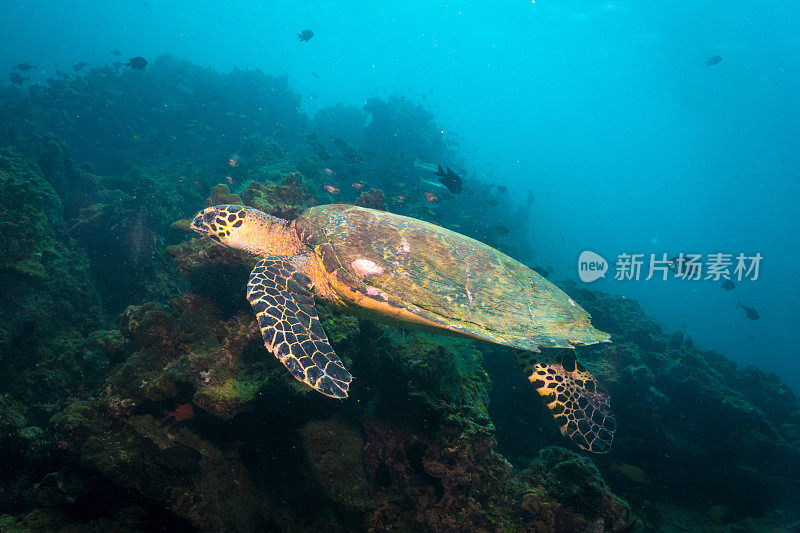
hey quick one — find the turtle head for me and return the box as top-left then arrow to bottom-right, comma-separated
190,204 -> 249,246
190,204 -> 300,256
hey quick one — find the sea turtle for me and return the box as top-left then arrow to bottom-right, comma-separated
190,203 -> 616,453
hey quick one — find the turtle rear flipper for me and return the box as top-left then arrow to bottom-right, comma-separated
516,351 -> 616,453
247,257 -> 352,399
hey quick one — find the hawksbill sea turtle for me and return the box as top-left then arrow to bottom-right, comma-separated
190,203 -> 616,453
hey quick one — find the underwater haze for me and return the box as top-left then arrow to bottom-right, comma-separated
4,0 -> 799,390
2,0 -> 800,531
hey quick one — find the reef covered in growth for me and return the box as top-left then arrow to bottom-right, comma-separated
0,56 -> 798,531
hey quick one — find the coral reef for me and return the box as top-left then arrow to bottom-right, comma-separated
0,56 -> 797,532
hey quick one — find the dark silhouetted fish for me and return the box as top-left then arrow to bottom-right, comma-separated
667,255 -> 690,276
330,136 -> 362,162
9,72 -> 29,85
111,50 -> 122,56
721,279 -> 735,291
155,444 -> 202,474
610,462 -> 650,483
72,62 -> 89,71
127,57 -> 147,70
496,185 -> 507,194
14,63 -> 36,71
489,224 -> 510,236
298,29 -> 314,42
705,55 -> 722,66
434,165 -> 463,193
533,265 -> 552,278
737,302 -> 759,320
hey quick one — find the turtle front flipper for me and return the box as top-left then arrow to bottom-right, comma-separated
516,351 -> 616,453
247,257 -> 352,399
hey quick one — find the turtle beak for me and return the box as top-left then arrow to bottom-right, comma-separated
190,208 -> 214,235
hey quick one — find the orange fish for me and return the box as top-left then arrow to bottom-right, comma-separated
324,185 -> 340,195
225,176 -> 234,185
423,191 -> 438,203
163,403 -> 195,423
351,182 -> 364,190
392,195 -> 407,204
228,154 -> 239,167
56,440 -> 69,450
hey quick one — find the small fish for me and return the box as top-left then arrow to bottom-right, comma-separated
496,185 -> 508,194
111,50 -> 122,56
737,302 -> 760,320
228,154 -> 239,167
72,61 -> 89,71
56,440 -> 69,450
434,165 -> 463,193
351,182 -> 364,190
705,55 -> 722,66
324,185 -> 340,195
486,197 -> 500,207
14,63 -> 37,71
162,403 -> 195,423
225,176 -> 234,185
329,137 -> 363,162
298,29 -> 314,42
667,255 -> 689,275
721,279 -> 735,291
127,56 -> 147,70
610,462 -> 650,483
413,159 -> 438,172
421,179 -> 447,190
9,72 -> 29,85
311,72 -> 320,79
193,180 -> 204,192
533,265 -> 552,278
155,444 -> 202,474
489,224 -> 510,236
706,504 -> 728,524
391,195 -> 407,204
324,167 -> 335,176
423,191 -> 438,203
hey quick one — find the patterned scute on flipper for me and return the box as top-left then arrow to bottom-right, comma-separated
247,257 -> 352,398
518,351 -> 616,453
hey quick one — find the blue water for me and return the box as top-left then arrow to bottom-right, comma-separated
3,0 -> 799,391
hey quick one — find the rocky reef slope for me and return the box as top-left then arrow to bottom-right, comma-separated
0,58 -> 797,531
